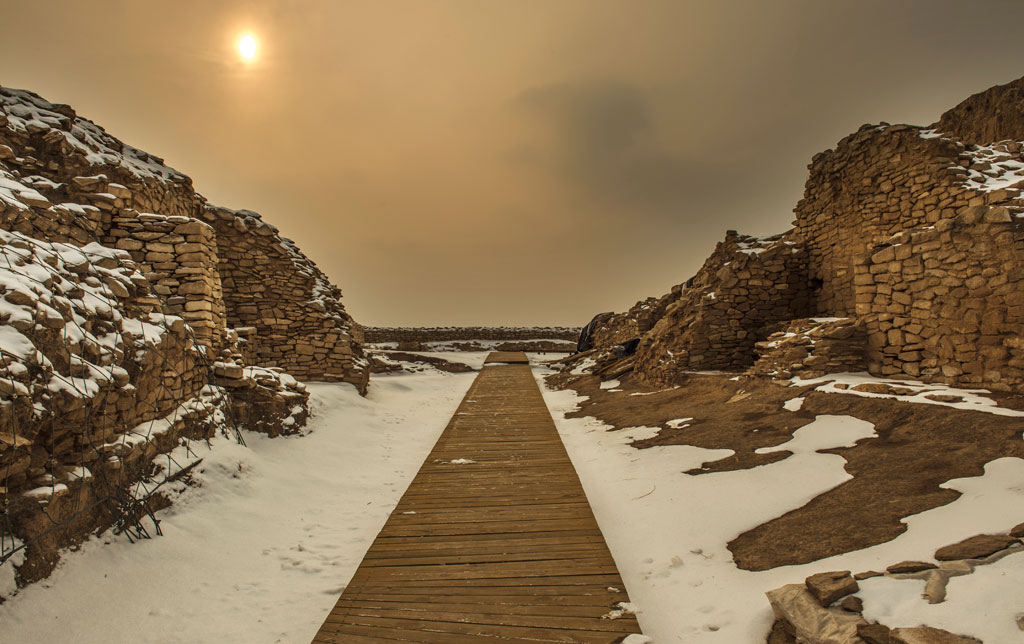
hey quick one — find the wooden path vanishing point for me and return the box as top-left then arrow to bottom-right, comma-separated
310,352 -> 644,643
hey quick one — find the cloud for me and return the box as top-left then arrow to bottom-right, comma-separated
511,79 -> 707,214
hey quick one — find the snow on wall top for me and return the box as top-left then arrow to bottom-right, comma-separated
0,87 -> 187,183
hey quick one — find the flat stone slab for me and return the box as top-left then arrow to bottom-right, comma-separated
309,360 -> 643,643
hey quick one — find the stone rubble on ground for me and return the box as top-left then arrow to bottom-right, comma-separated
766,528 -> 1023,643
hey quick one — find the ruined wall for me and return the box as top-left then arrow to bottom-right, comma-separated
633,231 -> 814,386
0,229 -> 218,583
560,75 -> 1024,394
857,205 -> 1024,390
202,206 -> 369,393
0,85 -> 368,589
589,288 -> 682,350
793,124 -> 981,316
365,326 -> 580,343
0,87 -> 368,388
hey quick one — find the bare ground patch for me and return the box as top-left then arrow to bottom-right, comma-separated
545,371 -> 1024,571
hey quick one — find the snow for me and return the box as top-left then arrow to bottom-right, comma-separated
600,379 -> 621,390
793,372 -> 1024,416
533,364 -> 1024,643
0,369 -> 476,644
413,350 -> 489,370
783,396 -> 805,411
571,356 -> 597,375
754,414 -> 875,455
960,142 -> 1024,193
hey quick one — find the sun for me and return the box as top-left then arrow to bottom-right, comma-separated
237,33 -> 259,61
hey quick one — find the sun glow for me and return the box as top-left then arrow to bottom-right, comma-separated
237,33 -> 259,61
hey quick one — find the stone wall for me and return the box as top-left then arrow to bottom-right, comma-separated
0,87 -> 368,388
566,75 -> 1024,394
793,124 -> 979,316
633,231 -> 814,386
856,205 -> 1024,390
0,230 -> 216,583
202,206 -> 369,393
365,326 -> 580,343
105,212 -> 225,351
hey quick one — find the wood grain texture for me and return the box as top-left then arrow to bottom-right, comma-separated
309,356 -> 643,643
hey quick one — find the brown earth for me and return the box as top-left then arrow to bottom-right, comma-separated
545,371 -> 1024,571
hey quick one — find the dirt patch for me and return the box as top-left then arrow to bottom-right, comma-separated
546,371 -> 1024,571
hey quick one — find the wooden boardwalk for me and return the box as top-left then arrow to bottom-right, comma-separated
310,352 -> 643,643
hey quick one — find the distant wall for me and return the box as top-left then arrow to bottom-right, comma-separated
365,327 -> 580,343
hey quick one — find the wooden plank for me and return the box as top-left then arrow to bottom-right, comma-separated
308,356 -> 644,643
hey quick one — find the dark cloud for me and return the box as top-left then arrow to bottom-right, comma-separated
513,80 -> 708,214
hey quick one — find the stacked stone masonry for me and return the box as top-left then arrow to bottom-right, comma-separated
857,205 -> 1024,390
204,205 -> 369,393
0,87 -> 368,390
588,287 -> 683,350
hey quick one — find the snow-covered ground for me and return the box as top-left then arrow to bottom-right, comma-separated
534,365 -> 1024,643
5,357 -> 1020,643
0,369 -> 476,644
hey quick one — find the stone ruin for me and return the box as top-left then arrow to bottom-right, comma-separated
571,75 -> 1024,394
0,86 -> 368,588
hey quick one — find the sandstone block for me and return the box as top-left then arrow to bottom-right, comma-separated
805,570 -> 859,606
858,623 -> 893,644
934,533 -> 1019,560
886,560 -> 937,574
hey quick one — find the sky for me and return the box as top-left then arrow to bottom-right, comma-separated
3,1 -> 1024,326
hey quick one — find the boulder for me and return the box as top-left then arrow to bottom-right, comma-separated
766,584 -> 866,644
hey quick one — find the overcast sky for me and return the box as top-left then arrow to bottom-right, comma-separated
3,1 -> 1024,326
